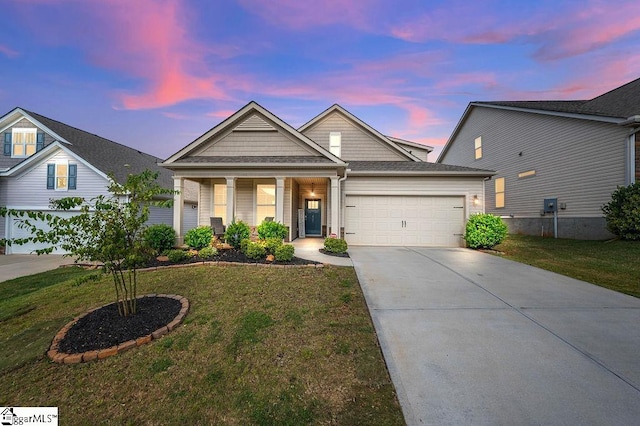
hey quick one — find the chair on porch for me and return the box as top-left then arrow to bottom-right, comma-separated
210,217 -> 226,239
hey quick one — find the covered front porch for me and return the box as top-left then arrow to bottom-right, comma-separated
172,174 -> 343,243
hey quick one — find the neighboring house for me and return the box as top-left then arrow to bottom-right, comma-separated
0,107 -> 198,254
162,102 -> 493,247
438,77 -> 640,240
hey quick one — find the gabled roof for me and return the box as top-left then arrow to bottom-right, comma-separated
438,77 -> 640,162
298,104 -> 423,162
0,107 -> 172,187
163,101 -> 346,167
386,136 -> 434,153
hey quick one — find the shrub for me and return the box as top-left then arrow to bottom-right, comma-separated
198,246 -> 218,259
257,220 -> 288,240
184,226 -> 213,250
263,237 -> 283,255
144,224 -> 176,254
240,238 -> 251,254
324,237 -> 348,253
275,244 -> 295,262
167,249 -> 190,263
602,182 -> 640,240
245,241 -> 266,260
464,213 -> 508,249
225,220 -> 251,249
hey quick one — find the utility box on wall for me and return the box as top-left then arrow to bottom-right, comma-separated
544,198 -> 558,213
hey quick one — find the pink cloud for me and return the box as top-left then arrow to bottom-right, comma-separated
0,44 -> 19,58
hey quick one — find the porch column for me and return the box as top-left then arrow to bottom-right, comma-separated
173,177 -> 184,243
226,177 -> 235,224
275,177 -> 285,223
330,176 -> 340,236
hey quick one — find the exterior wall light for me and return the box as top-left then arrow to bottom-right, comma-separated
473,194 -> 480,206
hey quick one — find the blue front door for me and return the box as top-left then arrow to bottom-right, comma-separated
305,199 -> 321,236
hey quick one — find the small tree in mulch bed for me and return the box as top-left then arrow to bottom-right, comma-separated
0,170 -> 175,317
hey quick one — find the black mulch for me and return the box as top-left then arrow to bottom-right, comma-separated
58,297 -> 182,354
145,248 -> 321,268
319,248 -> 350,258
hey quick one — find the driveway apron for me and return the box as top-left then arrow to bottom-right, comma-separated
349,246 -> 640,426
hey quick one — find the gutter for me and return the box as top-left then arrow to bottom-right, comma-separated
619,115 -> 640,127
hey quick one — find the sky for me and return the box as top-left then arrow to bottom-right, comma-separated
1,0 -> 639,160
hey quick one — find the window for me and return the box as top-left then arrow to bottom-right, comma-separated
495,177 -> 505,208
213,183 -> 227,224
256,184 -> 275,222
474,136 -> 482,160
518,170 -> 536,178
4,128 -> 45,157
47,161 -> 77,190
329,132 -> 341,157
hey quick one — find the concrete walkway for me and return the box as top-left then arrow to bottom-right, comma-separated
290,237 -> 352,266
349,246 -> 640,425
0,254 -> 73,282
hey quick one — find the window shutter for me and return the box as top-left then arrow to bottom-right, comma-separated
68,164 -> 77,190
47,164 -> 55,189
36,132 -> 45,151
3,133 -> 11,156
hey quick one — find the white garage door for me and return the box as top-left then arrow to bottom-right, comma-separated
7,211 -> 77,254
344,195 -> 465,247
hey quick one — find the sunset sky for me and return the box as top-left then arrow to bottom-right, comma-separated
1,0 -> 639,159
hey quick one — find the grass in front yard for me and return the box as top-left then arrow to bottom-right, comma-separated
0,265 -> 404,425
495,234 -> 640,297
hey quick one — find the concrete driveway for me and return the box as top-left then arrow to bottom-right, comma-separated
0,254 -> 72,282
349,246 -> 640,426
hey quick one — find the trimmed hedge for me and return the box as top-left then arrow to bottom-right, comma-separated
324,237 -> 348,253
464,213 -> 508,249
602,182 -> 640,240
184,226 -> 213,250
257,220 -> 288,240
275,244 -> 295,262
144,224 -> 176,254
198,246 -> 218,259
245,241 -> 266,260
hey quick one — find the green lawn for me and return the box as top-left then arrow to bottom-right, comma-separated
0,265 -> 404,425
495,234 -> 640,297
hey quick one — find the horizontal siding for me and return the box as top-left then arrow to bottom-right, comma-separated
5,150 -> 110,207
234,114 -> 276,131
196,131 -> 316,157
183,203 -> 198,231
235,179 -> 254,224
198,179 -> 213,226
303,112 -> 407,161
147,206 -> 173,226
441,108 -> 628,217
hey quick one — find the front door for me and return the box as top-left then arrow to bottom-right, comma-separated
305,199 -> 321,236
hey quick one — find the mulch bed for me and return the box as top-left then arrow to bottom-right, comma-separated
146,248 -> 321,267
58,297 -> 182,354
319,248 -> 350,258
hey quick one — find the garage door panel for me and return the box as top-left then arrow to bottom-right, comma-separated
344,195 -> 464,247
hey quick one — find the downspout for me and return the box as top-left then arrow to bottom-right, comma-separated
337,168 -> 349,238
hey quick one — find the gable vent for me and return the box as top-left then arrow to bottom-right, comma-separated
233,114 -> 276,132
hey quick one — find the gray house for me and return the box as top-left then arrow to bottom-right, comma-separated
438,77 -> 640,239
162,102 -> 493,247
0,107 -> 198,254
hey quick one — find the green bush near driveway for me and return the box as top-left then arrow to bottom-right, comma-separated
324,237 -> 348,253
602,182 -> 640,240
464,213 -> 508,249
275,244 -> 295,262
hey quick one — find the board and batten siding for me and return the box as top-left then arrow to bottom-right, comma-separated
4,150 -> 110,207
342,176 -> 484,225
440,107 -> 628,218
302,112 -> 407,161
195,130 -> 317,157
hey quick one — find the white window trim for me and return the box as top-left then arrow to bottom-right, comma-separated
330,132 -> 341,158
495,177 -> 505,208
12,128 -> 37,158
212,183 -> 227,224
255,183 -> 276,223
474,136 -> 482,160
55,159 -> 69,191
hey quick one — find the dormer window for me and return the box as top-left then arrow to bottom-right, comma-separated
3,128 -> 45,157
330,132 -> 341,157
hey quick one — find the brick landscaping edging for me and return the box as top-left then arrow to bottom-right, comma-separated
47,294 -> 189,364
136,260 -> 324,273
